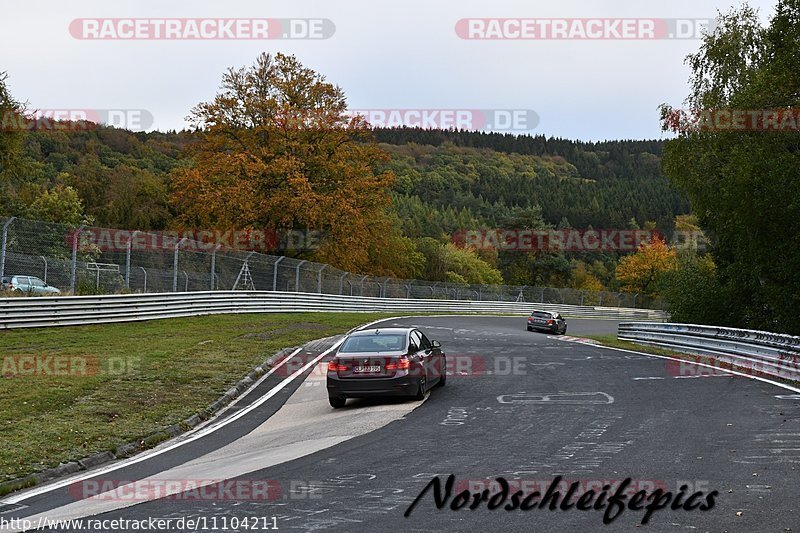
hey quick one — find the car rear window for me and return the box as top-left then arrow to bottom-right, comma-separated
341,334 -> 407,353
532,311 -> 552,318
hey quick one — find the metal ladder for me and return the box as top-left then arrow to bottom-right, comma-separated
233,261 -> 256,291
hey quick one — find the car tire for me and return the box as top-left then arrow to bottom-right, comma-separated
435,358 -> 446,387
413,379 -> 426,400
561,325 -> 567,335
526,326 -> 533,331
329,396 -> 346,408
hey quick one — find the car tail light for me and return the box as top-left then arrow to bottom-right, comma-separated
547,319 -> 554,325
327,361 -> 348,372
386,358 -> 411,371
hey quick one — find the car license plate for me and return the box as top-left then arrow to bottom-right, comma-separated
535,319 -> 545,323
354,365 -> 381,373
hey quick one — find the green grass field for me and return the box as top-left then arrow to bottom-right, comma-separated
0,312 -> 398,484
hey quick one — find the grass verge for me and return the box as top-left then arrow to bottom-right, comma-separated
0,312 -> 399,483
581,335 -> 689,357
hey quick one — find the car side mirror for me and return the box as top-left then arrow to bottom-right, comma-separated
431,340 -> 441,348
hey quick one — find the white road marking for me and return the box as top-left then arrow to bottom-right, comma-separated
497,392 -> 614,405
675,374 -> 733,379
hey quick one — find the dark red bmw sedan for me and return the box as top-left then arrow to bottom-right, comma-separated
326,327 -> 446,408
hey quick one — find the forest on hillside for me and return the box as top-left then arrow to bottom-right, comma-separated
0,123 -> 689,291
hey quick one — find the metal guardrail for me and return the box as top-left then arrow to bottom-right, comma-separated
0,291 -> 668,329
0,216 -> 665,310
618,322 -> 800,382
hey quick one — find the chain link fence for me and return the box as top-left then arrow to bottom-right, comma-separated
0,216 -> 663,309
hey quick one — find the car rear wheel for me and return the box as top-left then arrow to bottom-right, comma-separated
329,396 -> 346,408
435,358 -> 446,387
526,326 -> 533,331
413,378 -> 426,400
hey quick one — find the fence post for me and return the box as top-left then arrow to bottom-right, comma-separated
295,260 -> 307,292
183,270 -> 189,292
272,256 -> 285,291
317,264 -> 327,294
125,230 -> 141,289
173,237 -> 188,292
0,217 -> 15,279
70,224 -> 85,294
359,275 -> 368,296
381,279 -> 389,298
139,267 -> 147,293
338,272 -> 347,295
210,244 -> 221,291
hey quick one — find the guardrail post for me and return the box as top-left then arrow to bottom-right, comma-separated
272,256 -> 285,291
70,224 -> 85,294
0,217 -> 15,279
173,237 -> 188,292
317,264 -> 327,294
139,266 -> 147,293
295,260 -> 308,292
40,255 -> 47,284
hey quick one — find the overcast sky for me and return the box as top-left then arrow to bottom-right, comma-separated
2,0 -> 776,141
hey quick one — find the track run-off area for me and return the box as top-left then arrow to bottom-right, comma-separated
1,316 -> 798,532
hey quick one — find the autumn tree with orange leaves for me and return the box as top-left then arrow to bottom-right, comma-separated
171,53 -> 419,276
615,235 -> 678,296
